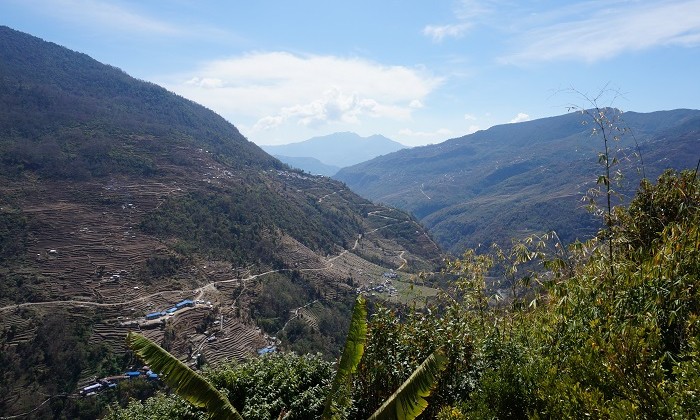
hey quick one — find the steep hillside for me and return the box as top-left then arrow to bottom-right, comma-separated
272,155 -> 341,176
261,132 -> 406,170
0,26 -> 442,417
335,109 -> 700,253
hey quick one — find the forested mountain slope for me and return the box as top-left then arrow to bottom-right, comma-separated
335,109 -> 700,253
0,26 -> 442,418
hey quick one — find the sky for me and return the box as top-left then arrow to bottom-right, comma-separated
2,0 -> 700,147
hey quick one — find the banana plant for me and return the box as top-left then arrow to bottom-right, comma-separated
367,348 -> 447,420
322,295 -> 368,419
126,295 -> 446,420
321,296 -> 447,420
125,331 -> 243,420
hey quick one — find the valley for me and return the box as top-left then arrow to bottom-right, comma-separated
0,26 -> 443,418
0,151 -> 442,413
335,109 -> 700,253
1,22 -> 699,419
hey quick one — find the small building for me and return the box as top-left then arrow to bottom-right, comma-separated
257,345 -> 277,356
166,307 -> 178,314
145,311 -> 165,320
176,299 -> 194,309
81,383 -> 102,395
125,371 -> 141,379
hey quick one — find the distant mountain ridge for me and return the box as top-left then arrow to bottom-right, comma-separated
334,109 -> 700,254
262,132 -> 406,173
271,155 -> 341,176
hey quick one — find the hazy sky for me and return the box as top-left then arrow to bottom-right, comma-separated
3,0 -> 700,146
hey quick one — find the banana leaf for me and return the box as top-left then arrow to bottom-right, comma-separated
126,331 -> 243,420
367,348 -> 447,420
322,295 -> 368,419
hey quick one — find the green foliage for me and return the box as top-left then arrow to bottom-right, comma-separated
0,26 -> 281,181
368,348 -> 447,420
105,393 -> 207,420
206,353 -> 334,420
0,208 -> 27,262
346,169 -> 700,419
126,332 -> 243,420
461,169 -> 700,418
140,186 -> 362,266
143,253 -> 188,278
322,296 -> 367,419
353,302 -> 473,418
335,108 -> 700,254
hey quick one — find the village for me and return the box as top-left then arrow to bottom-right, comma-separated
356,270 -> 399,297
80,366 -> 159,397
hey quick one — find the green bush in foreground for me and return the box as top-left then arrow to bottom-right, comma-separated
108,169 -> 699,419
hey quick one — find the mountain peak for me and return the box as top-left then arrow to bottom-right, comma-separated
262,132 -> 406,171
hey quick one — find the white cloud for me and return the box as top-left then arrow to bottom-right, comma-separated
253,87 -> 398,130
509,113 -> 530,123
467,124 -> 480,134
423,0 -> 495,42
22,0 -> 183,36
17,0 -> 237,40
455,0 -> 495,20
464,113 -> 477,120
163,52 -> 443,132
185,77 -> 224,89
423,23 -> 473,42
502,0 -> 700,64
399,128 -> 453,138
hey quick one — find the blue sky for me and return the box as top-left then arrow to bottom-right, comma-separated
3,0 -> 700,146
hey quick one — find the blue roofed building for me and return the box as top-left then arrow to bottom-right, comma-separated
176,299 -> 194,309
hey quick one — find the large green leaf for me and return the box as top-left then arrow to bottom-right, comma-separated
126,332 -> 243,420
322,295 -> 368,420
367,348 -> 447,420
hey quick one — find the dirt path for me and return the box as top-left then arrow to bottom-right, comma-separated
276,299 -> 319,335
0,207 -> 413,315
317,190 -> 341,203
397,250 -> 407,270
420,183 -> 431,200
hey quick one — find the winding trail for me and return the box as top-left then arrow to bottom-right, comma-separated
420,183 -> 431,200
397,251 -> 407,270
317,190 -> 341,203
0,206 -> 416,316
276,299 -> 319,335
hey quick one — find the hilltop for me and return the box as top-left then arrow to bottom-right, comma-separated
335,109 -> 700,254
0,26 -> 442,417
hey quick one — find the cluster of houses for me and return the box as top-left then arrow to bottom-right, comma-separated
356,272 -> 399,297
144,299 -> 195,321
80,366 -> 159,397
274,169 -> 311,181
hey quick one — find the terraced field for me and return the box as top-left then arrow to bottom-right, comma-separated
0,147 -> 443,416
